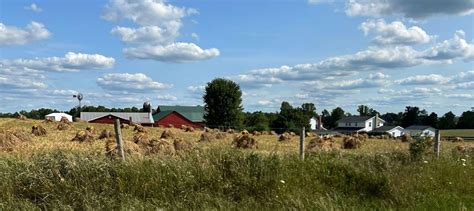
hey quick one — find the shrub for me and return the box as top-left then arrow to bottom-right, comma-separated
409,136 -> 433,160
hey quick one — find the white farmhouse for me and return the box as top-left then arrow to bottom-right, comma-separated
405,125 -> 437,137
334,115 -> 385,133
45,113 -> 73,122
372,126 -> 405,138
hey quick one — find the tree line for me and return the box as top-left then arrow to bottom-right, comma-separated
1,78 -> 473,130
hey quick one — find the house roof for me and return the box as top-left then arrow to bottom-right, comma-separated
156,105 -> 205,122
80,112 -> 154,124
373,125 -> 403,132
333,127 -> 365,132
406,125 -> 436,130
337,116 -> 386,123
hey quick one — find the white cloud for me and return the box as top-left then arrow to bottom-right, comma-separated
111,26 -> 179,45
103,0 -> 218,63
451,70 -> 474,83
360,19 -> 432,45
444,93 -> 474,99
156,94 -> 178,101
396,74 -> 449,85
97,73 -> 172,92
191,33 -> 199,41
345,0 -> 474,19
454,81 -> 474,89
24,3 -> 42,12
0,76 -> 47,90
123,42 -> 220,63
187,85 -> 205,93
0,52 -> 115,72
0,22 -> 50,45
421,30 -> 474,62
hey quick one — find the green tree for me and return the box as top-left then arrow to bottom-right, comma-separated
357,105 -> 379,116
301,103 -> 317,120
457,111 -> 474,129
381,112 -> 402,126
402,106 -> 421,127
329,107 -> 345,128
438,111 -> 456,129
203,78 -> 244,129
244,112 -> 270,132
422,112 -> 438,128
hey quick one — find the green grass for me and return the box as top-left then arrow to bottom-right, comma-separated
441,129 -> 474,137
0,150 -> 473,210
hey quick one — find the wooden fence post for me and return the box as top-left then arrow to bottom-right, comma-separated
434,130 -> 441,158
300,127 -> 305,160
129,117 -> 133,125
114,119 -> 125,161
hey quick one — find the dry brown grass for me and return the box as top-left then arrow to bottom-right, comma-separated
121,123 -> 130,129
173,138 -> 194,151
161,129 -> 175,139
279,132 -> 292,142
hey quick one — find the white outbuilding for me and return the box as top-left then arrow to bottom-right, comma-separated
45,113 -> 73,122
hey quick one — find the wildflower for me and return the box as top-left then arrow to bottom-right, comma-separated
423,160 -> 428,164
280,180 -> 285,184
461,158 -> 466,162
448,182 -> 452,185
462,163 -> 466,166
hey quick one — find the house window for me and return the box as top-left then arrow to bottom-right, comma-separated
369,122 -> 372,127
355,123 -> 358,126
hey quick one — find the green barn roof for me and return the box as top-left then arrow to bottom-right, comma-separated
153,105 -> 205,122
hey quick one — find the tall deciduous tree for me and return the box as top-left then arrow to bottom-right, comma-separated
402,106 -> 421,127
357,105 -> 379,116
438,111 -> 456,129
422,112 -> 438,128
203,78 -> 244,129
457,111 -> 474,129
330,107 -> 346,128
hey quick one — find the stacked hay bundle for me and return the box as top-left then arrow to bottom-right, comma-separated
306,136 -> 340,152
306,132 -> 315,137
233,130 -> 257,149
120,123 -> 130,129
289,132 -> 296,136
60,117 -> 71,124
167,124 -> 174,128
17,115 -> 27,120
134,125 -> 146,133
146,138 -> 175,155
204,127 -> 212,132
31,125 -> 47,136
226,129 -> 235,134
252,131 -> 261,136
261,131 -> 269,135
199,132 -> 215,142
42,119 -> 53,124
401,133 -> 412,142
352,134 -> 367,142
342,136 -> 362,149
278,132 -> 292,142
71,130 -> 94,142
270,131 -> 277,136
85,126 -> 95,134
453,137 -> 464,142
453,145 -> 474,156
57,123 -> 71,131
181,125 -> 195,132
0,128 -> 32,150
173,138 -> 194,151
98,129 -> 113,140
133,132 -> 151,145
215,131 -> 227,139
105,138 -> 142,157
160,129 -> 175,139
74,117 -> 83,122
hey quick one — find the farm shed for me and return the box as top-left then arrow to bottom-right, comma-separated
45,113 -> 73,122
371,126 -> 405,138
153,105 -> 205,128
405,125 -> 436,137
80,112 -> 155,126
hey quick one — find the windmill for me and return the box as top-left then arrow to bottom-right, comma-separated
73,93 -> 83,117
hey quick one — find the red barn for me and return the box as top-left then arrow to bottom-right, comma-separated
153,105 -> 205,128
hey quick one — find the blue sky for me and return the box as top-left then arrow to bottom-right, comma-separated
0,0 -> 473,115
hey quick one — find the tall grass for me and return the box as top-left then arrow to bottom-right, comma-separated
0,149 -> 472,210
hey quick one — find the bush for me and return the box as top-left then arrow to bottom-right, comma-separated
409,136 -> 433,160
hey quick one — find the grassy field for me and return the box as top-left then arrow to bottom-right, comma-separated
441,129 -> 474,137
0,118 -> 473,210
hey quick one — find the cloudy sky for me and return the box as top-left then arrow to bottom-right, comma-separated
1,0 -> 473,115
